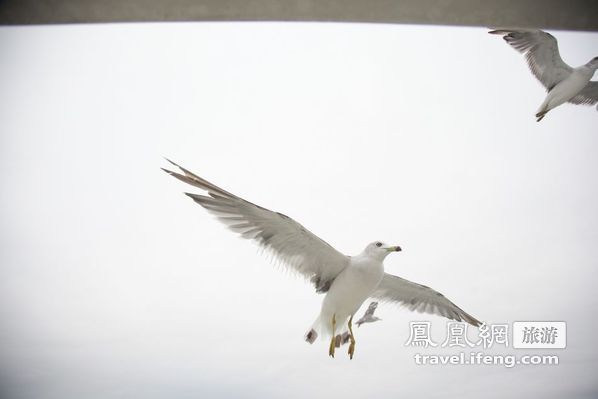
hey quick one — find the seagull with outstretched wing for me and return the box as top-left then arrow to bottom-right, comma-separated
490,29 -> 598,121
356,301 -> 382,327
163,159 -> 481,359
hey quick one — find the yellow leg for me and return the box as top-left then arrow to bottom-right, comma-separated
348,315 -> 356,359
328,314 -> 336,358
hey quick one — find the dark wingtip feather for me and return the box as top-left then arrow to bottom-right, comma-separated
184,192 -> 214,206
488,29 -> 511,35
466,314 -> 483,327
164,157 -> 177,167
184,192 -> 201,200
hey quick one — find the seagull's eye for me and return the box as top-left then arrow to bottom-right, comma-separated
375,242 -> 382,247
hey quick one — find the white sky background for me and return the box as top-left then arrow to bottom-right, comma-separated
1,22 -> 597,398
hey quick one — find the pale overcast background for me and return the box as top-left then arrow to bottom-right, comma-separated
1,22 -> 597,399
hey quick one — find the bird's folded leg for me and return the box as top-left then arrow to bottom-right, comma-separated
348,315 -> 356,360
328,314 -> 336,358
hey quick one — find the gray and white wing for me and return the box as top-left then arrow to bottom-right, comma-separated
371,273 -> 481,326
568,81 -> 598,107
489,29 -> 572,91
163,159 -> 349,292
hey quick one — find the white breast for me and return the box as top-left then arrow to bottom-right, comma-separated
319,255 -> 384,329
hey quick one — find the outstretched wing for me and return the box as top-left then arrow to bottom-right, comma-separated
372,273 -> 481,326
569,81 -> 598,107
489,29 -> 572,91
163,159 -> 349,292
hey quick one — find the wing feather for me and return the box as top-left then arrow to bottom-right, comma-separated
569,81 -> 598,106
489,29 -> 572,91
372,273 -> 481,326
163,159 -> 349,291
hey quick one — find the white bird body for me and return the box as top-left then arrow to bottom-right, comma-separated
538,65 -> 596,117
315,249 -> 385,338
490,29 -> 598,121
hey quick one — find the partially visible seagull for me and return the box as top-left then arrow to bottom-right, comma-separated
337,302 -> 381,347
163,159 -> 482,359
356,301 -> 382,327
489,29 -> 598,121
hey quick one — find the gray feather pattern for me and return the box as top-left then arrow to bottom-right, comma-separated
163,159 -> 350,291
372,274 -> 482,327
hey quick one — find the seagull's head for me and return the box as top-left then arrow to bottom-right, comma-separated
588,56 -> 598,69
365,241 -> 402,260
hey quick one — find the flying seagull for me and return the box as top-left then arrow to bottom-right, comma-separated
162,159 -> 481,359
356,301 -> 382,327
489,29 -> 598,121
